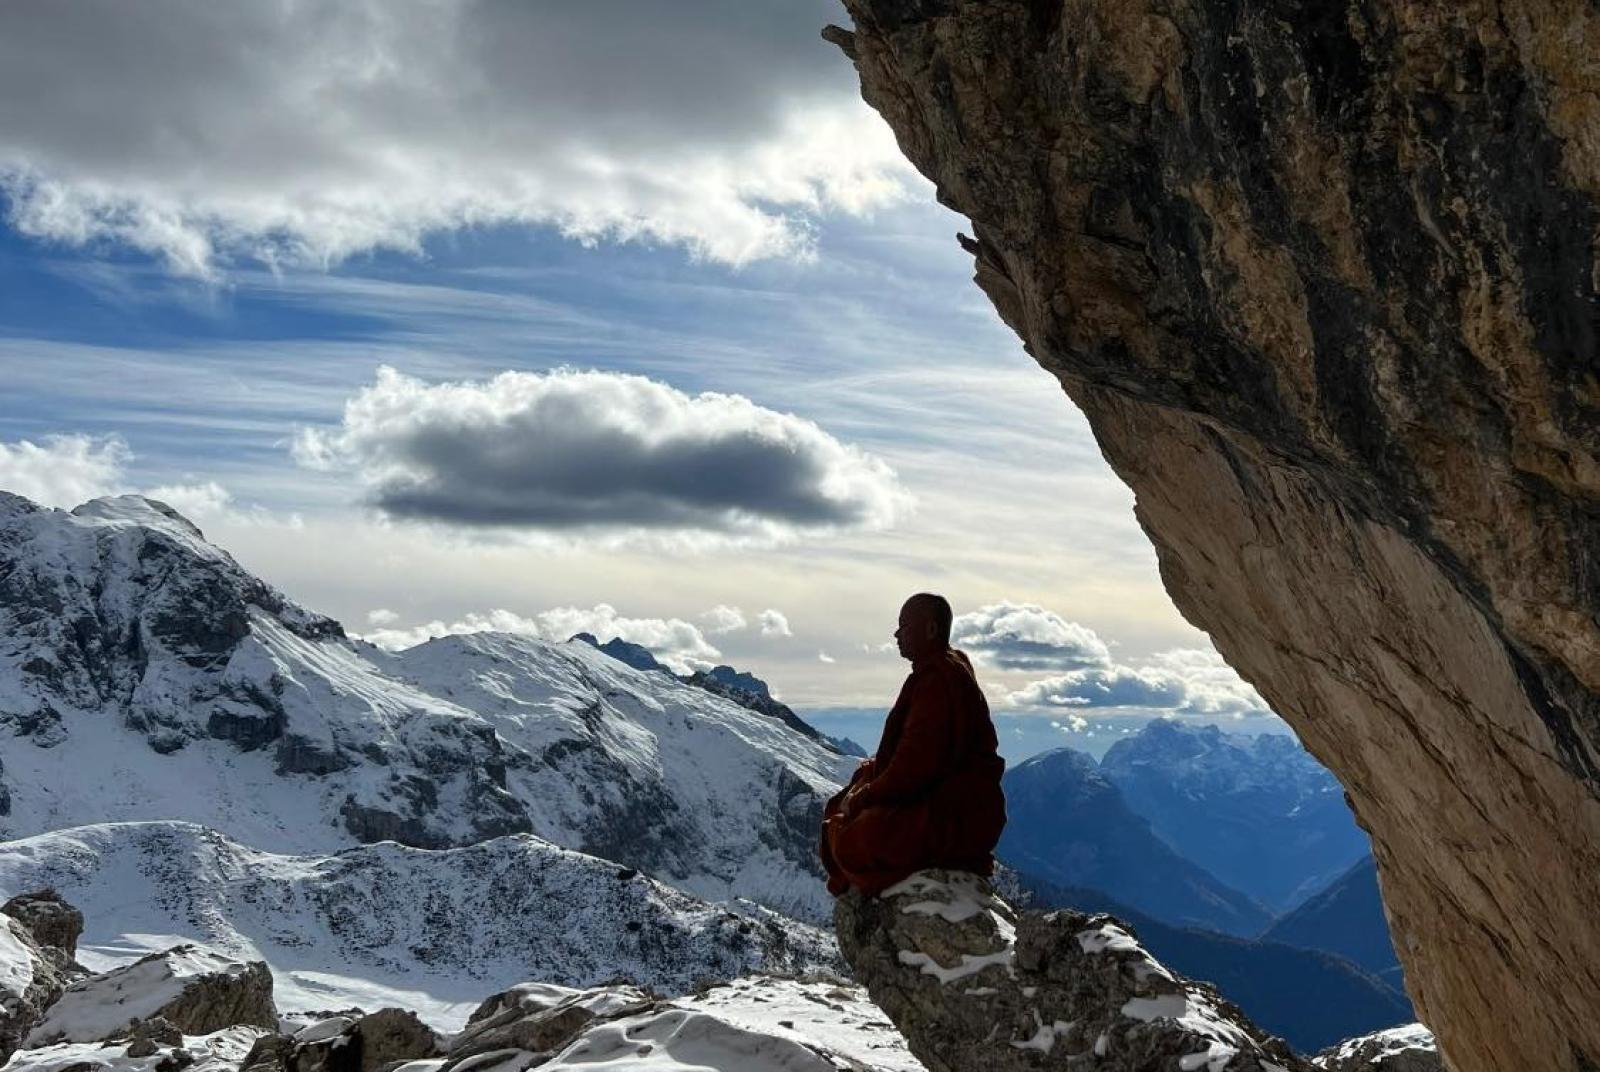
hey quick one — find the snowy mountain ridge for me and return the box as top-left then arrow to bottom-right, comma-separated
0,820 -> 842,1030
0,493 -> 853,921
1099,720 -> 1371,910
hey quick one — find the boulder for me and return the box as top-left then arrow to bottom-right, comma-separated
242,1008 -> 441,1072
26,945 -> 276,1046
1316,1025 -> 1442,1072
444,984 -> 652,1069
2,890 -> 84,957
835,869 -> 1308,1071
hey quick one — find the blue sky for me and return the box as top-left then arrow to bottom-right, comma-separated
0,1 -> 1286,755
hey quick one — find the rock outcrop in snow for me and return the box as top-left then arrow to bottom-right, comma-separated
1315,1025 -> 1440,1072
0,889 -> 923,1072
829,2 -> 1600,1068
0,494 -> 851,921
26,945 -> 275,1047
835,870 -> 1307,1072
0,822 -> 841,1023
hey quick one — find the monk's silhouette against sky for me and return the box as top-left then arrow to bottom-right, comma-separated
819,593 -> 1008,896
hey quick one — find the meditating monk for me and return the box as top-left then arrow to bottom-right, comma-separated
819,593 -> 1007,896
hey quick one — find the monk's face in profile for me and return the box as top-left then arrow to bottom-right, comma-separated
894,597 -> 943,662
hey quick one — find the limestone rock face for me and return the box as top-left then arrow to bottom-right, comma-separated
830,3 -> 1600,1070
834,869 -> 1307,1071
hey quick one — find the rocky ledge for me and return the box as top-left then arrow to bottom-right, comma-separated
835,869 -> 1312,1071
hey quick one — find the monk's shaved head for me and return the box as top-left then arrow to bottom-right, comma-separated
896,592 -> 953,661
904,593 -> 952,641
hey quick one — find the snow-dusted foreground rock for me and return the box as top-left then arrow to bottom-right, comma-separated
0,924 -> 69,1062
1314,1025 -> 1440,1072
0,822 -> 840,1026
25,945 -> 274,1046
836,870 -> 1311,1071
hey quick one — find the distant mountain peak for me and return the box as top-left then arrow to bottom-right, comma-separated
568,632 -> 672,675
704,665 -> 771,700
0,496 -> 853,921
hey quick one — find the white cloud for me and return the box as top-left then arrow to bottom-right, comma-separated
359,602 -> 720,674
366,609 -> 399,626
818,650 -> 836,664
144,480 -> 232,520
701,605 -> 747,635
296,366 -> 907,540
1051,716 -> 1089,734
0,2 -> 913,277
1007,647 -> 1271,718
0,434 -> 127,507
759,609 -> 794,637
951,601 -> 1113,671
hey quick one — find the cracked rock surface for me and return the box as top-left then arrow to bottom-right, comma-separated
835,869 -> 1307,1071
830,2 -> 1600,1068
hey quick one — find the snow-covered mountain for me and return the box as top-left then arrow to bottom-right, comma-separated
0,821 -> 841,1029
1099,720 -> 1371,910
0,493 -> 852,921
997,747 -> 1273,936
1262,856 -> 1403,991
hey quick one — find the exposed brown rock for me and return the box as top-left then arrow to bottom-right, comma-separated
2,891 -> 84,957
829,3 -> 1600,1070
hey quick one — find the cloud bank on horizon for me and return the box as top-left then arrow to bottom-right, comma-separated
294,366 -> 907,541
953,600 -> 1273,720
0,0 -> 912,276
359,601 -> 794,676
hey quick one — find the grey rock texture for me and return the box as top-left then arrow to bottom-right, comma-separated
244,1009 -> 439,1072
444,983 -> 653,1070
834,869 -> 1307,1071
0,915 -> 76,1062
830,2 -> 1600,1069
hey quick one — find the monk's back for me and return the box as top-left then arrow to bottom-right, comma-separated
820,641 -> 1007,896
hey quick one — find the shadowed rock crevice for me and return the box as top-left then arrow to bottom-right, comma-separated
828,3 -> 1600,1069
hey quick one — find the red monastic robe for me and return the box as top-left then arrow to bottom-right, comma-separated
818,648 -> 1007,896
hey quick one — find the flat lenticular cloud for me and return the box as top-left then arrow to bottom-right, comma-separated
951,601 -> 1114,671
0,0 -> 912,276
296,367 -> 906,539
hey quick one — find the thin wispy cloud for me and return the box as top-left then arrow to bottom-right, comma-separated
0,0 -> 913,276
294,366 -> 908,541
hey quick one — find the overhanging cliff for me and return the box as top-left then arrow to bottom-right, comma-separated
827,3 -> 1600,1070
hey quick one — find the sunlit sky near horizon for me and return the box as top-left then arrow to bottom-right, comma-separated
0,0 -> 1288,757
